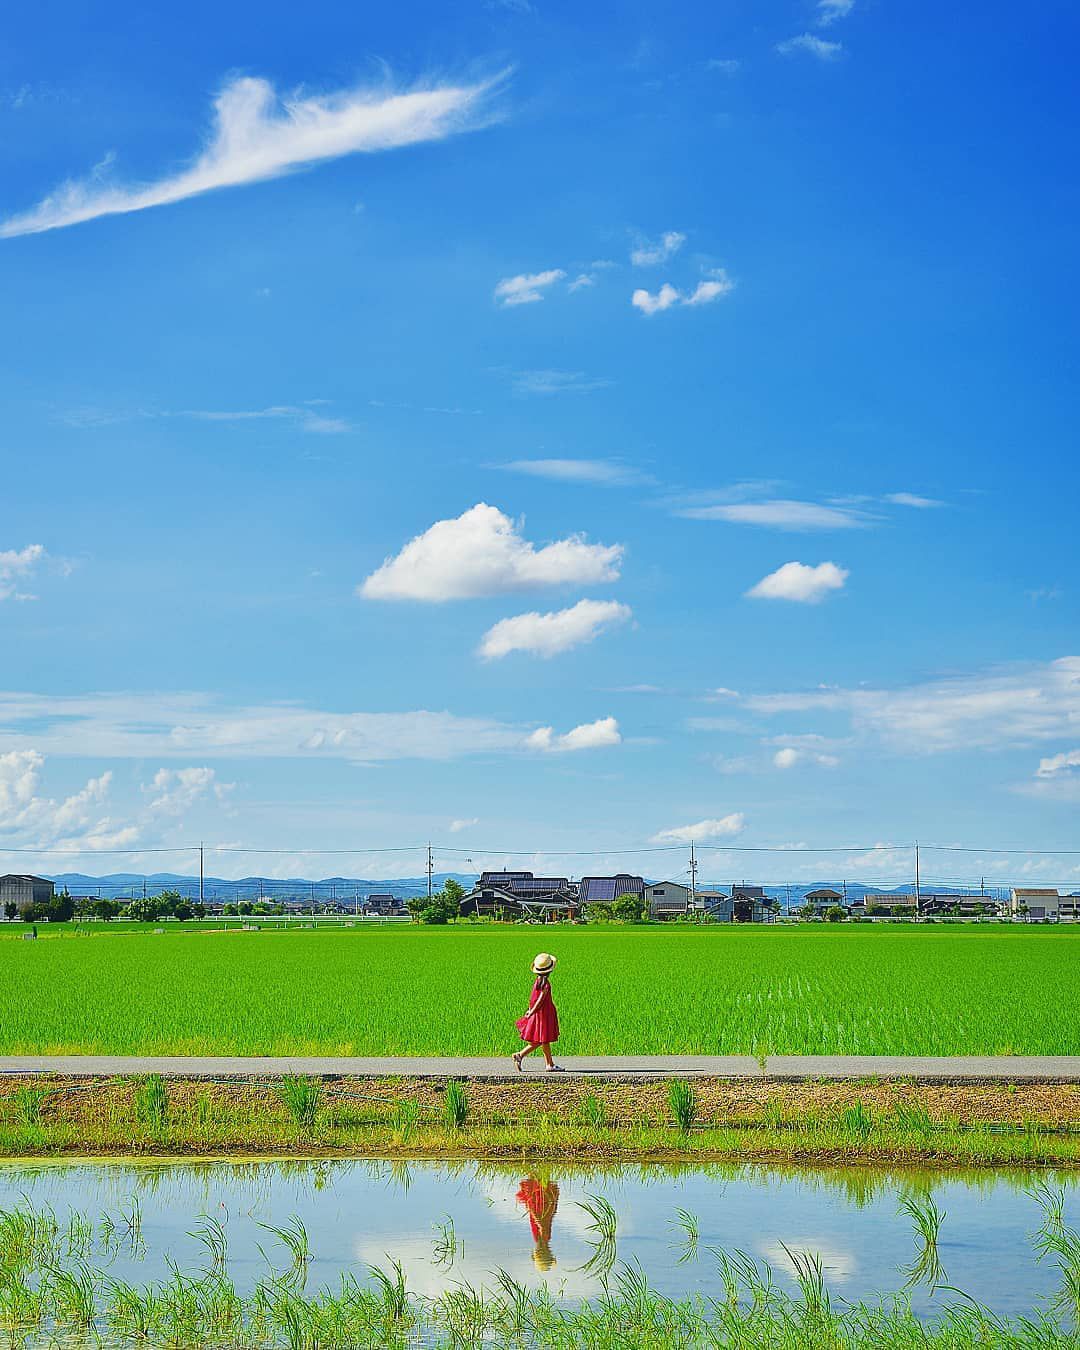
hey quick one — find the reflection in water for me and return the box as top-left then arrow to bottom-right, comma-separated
516,1175 -> 560,1271
0,1156 -> 1076,1318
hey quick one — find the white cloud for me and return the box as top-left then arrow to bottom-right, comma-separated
568,273 -> 595,291
631,283 -> 681,315
0,691 -> 530,763
494,269 -> 565,306
816,0 -> 854,24
680,499 -> 865,530
527,717 -> 621,753
773,746 -> 839,769
181,405 -> 350,434
630,231 -> 686,266
1036,749 -> 1080,778
777,33 -> 843,59
360,503 -> 623,602
885,492 -> 943,508
746,561 -> 848,603
478,598 -> 631,660
509,370 -> 613,395
745,656 -> 1080,755
147,766 -> 224,813
651,813 -> 745,843
448,817 -> 479,833
498,458 -> 644,485
632,271 -> 734,316
0,544 -> 46,601
0,749 -> 134,852
1,71 -> 503,238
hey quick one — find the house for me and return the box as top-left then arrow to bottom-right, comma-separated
579,874 -> 646,907
459,871 -> 579,921
645,881 -> 693,920
698,889 -> 734,921
1061,893 -> 1080,921
919,893 -> 1003,917
731,885 -> 770,922
1011,888 -> 1060,920
364,893 -> 402,915
860,893 -> 917,917
0,875 -> 54,912
803,888 -> 845,915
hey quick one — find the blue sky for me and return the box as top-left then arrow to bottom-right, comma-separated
2,0 -> 1079,887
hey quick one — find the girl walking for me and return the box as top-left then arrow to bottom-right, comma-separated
513,952 -> 561,1071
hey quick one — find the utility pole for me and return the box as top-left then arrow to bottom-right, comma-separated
689,840 -> 698,911
199,843 -> 204,909
914,841 -> 921,920
427,842 -> 435,900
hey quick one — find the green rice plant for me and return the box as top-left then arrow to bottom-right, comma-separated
431,1214 -> 461,1267
367,1257 -> 409,1322
277,1075 -> 322,1130
667,1079 -> 697,1133
10,1085 -> 50,1127
893,1102 -> 936,1136
840,1099 -> 873,1140
898,1191 -> 947,1287
668,1206 -> 699,1264
258,1215 -> 312,1288
190,1213 -> 228,1271
393,1096 -> 421,1139
576,1193 -> 618,1277
134,1074 -> 168,1131
443,1080 -> 468,1130
578,1091 -> 607,1128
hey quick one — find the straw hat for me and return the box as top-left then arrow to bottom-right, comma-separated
532,952 -> 557,974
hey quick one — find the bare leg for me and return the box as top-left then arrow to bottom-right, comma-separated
514,1042 -> 540,1068
541,1042 -> 555,1068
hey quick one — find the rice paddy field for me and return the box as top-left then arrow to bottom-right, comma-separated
0,922 -> 1077,1057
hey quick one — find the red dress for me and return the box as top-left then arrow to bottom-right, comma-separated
516,976 -> 559,1044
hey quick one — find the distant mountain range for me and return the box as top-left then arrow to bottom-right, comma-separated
42,871 -> 996,904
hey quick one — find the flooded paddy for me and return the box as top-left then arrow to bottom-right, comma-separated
1,1156 -> 1077,1323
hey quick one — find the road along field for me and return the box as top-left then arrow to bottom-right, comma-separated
2,923 -> 1077,1058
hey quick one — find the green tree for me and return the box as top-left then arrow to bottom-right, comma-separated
124,896 -> 160,923
90,898 -> 121,922
154,889 -> 183,917
613,892 -> 646,922
3,902 -> 16,921
173,901 -> 194,922
825,905 -> 847,923
237,901 -> 253,916
406,897 -> 427,922
191,902 -> 207,919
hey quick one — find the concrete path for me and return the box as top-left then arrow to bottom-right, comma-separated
2,1055 -> 1079,1082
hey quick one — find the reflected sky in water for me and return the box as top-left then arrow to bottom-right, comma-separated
0,1157 -> 1076,1318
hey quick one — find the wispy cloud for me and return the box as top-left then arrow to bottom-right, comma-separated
651,813 -> 745,843
568,273 -> 596,292
2,71 -> 504,238
680,499 -> 867,530
509,369 -> 613,395
884,492 -> 943,508
494,269 -> 566,306
816,0 -> 854,25
745,656 -> 1080,756
448,816 -> 480,832
527,716 -> 622,753
498,458 -> 646,485
478,598 -> 631,660
776,34 -> 843,60
181,405 -> 351,433
0,544 -> 46,602
632,270 -> 734,315
706,58 -> 741,75
630,230 -> 686,266
360,503 -> 623,602
746,561 -> 848,603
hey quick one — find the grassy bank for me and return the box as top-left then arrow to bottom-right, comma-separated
2,922 -> 1078,1056
3,1074 -> 1080,1166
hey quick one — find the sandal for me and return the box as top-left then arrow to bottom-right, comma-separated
546,1064 -> 564,1072
512,1053 -> 524,1072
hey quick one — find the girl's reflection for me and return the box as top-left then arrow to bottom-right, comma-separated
516,1175 -> 560,1271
